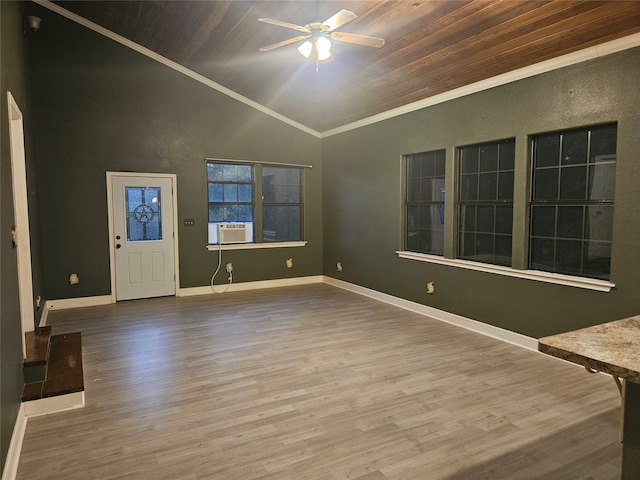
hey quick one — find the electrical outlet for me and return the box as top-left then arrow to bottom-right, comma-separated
225,263 -> 233,273
286,258 -> 293,268
336,262 -> 343,272
426,281 -> 435,294
69,273 -> 79,285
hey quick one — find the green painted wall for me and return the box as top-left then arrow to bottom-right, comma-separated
27,4 -> 322,300
322,48 -> 640,338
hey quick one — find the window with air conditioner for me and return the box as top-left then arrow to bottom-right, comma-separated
206,161 -> 305,245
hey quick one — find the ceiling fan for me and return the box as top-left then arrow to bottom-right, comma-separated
258,9 -> 385,70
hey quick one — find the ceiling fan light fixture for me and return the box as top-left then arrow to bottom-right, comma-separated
297,40 -> 313,59
316,36 -> 332,61
297,36 -> 332,61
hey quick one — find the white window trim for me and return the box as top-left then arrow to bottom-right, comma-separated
207,241 -> 307,251
396,250 -> 614,292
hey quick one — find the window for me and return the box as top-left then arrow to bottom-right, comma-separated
125,186 -> 162,241
207,161 -> 304,244
405,150 -> 446,255
530,124 -> 616,280
457,139 -> 515,266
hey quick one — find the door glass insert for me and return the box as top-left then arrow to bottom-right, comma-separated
125,186 -> 162,241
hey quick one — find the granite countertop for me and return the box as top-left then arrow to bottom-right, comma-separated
538,315 -> 640,384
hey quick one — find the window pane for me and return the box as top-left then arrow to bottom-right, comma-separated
584,242 -> 611,279
223,184 -> 238,202
461,233 -> 476,258
559,166 -> 587,200
476,206 -> 494,233
495,235 -> 512,263
476,234 -> 494,257
478,173 -> 497,200
460,147 -> 478,174
535,133 -> 560,168
408,157 -> 422,178
530,238 -> 555,271
534,169 -> 558,200
420,178 -> 433,201
588,163 -> 615,200
460,174 -> 478,201
479,144 -> 498,172
557,206 -> 584,239
209,204 -> 224,222
590,124 -> 617,162
237,165 -> 252,182
208,183 -> 223,202
238,204 -> 253,222
585,206 -> 613,242
435,152 -> 446,176
222,164 -> 238,182
531,206 -> 556,237
125,186 -> 161,242
207,163 -> 223,182
407,179 -> 420,202
561,130 -> 588,165
495,206 -> 513,235
460,205 -> 476,232
498,171 -> 514,201
499,141 -> 515,170
556,240 -> 583,275
225,204 -> 238,220
238,184 -> 252,203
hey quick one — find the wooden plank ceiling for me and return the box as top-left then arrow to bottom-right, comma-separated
54,1 -> 640,133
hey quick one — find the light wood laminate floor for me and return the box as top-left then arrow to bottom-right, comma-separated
17,284 -> 622,479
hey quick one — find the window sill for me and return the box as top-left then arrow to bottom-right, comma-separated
396,251 -> 615,292
207,241 -> 307,251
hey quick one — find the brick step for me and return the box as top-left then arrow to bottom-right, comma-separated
22,332 -> 84,402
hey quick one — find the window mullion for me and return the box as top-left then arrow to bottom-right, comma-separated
255,164 -> 263,243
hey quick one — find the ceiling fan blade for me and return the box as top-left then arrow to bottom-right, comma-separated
259,35 -> 311,52
258,17 -> 310,33
322,9 -> 357,32
330,31 -> 385,48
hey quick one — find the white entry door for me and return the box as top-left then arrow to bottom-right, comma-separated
110,175 -> 176,301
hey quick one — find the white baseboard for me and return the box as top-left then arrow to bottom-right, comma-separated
1,404 -> 26,480
23,391 -> 85,418
178,275 -> 324,297
322,276 -> 538,351
41,278 -> 536,352
44,295 -> 113,313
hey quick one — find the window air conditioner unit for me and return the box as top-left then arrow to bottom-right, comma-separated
216,223 -> 253,244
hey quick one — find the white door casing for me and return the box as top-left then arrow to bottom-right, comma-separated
107,173 -> 178,301
7,92 -> 35,358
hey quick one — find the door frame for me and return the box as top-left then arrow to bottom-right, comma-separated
7,92 -> 34,358
106,171 -> 180,302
